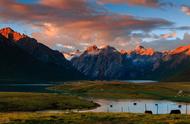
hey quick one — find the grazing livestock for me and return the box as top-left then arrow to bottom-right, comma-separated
178,105 -> 182,108
145,110 -> 153,114
170,110 -> 181,114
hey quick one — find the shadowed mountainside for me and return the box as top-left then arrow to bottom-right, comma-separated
0,27 -> 85,81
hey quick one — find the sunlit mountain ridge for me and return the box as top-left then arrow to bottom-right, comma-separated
71,44 -> 190,81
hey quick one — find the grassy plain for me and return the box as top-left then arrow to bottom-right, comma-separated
1,112 -> 190,124
50,81 -> 190,102
0,92 -> 98,112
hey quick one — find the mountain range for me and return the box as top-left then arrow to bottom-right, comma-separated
71,44 -> 190,81
1,27 -> 190,82
0,27 -> 85,82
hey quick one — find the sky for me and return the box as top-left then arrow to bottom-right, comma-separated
1,0 -> 190,52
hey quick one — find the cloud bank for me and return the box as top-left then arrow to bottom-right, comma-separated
98,0 -> 160,7
0,0 -> 178,52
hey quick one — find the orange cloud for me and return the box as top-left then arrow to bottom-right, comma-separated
181,6 -> 190,16
0,0 -> 172,51
161,32 -> 177,39
98,0 -> 159,7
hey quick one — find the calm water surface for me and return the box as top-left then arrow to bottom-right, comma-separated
0,80 -> 157,92
119,80 -> 158,83
0,83 -> 58,92
83,99 -> 190,114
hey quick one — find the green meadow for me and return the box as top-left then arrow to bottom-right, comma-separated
0,92 -> 98,112
50,81 -> 190,102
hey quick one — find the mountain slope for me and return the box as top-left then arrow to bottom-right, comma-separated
0,28 -> 85,81
72,45 -> 125,79
71,45 -> 162,80
153,45 -> 190,81
0,27 -> 70,67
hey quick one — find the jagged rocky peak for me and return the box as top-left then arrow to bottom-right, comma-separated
86,45 -> 99,52
134,45 -> 155,56
84,45 -> 100,55
100,45 -> 115,50
120,49 -> 127,54
0,27 -> 14,33
170,44 -> 190,55
100,45 -> 111,48
0,27 -> 27,41
135,45 -> 146,51
100,45 -> 118,53
120,49 -> 132,55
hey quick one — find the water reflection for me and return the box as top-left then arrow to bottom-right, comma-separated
0,83 -> 56,92
85,99 -> 189,114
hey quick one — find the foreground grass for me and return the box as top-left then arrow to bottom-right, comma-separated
1,112 -> 190,124
50,81 -> 190,102
0,92 -> 98,112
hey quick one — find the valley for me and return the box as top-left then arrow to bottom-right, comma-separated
1,0 -> 190,123
0,27 -> 190,123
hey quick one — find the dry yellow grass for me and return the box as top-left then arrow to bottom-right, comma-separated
1,112 -> 190,124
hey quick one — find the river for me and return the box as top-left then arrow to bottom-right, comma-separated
83,99 -> 190,114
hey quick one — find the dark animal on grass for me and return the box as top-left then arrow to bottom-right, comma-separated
145,110 -> 153,114
170,110 -> 181,114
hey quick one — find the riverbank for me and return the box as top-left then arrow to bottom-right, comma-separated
1,112 -> 190,124
49,81 -> 190,102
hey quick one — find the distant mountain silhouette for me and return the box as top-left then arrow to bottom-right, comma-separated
0,27 -> 85,82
